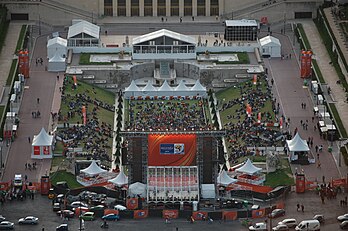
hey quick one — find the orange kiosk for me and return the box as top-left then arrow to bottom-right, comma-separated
296,173 -> 305,193
40,176 -> 51,195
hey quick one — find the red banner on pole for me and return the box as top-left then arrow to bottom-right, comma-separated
126,198 -> 139,210
82,106 -> 87,125
300,50 -> 307,78
305,50 -> 312,78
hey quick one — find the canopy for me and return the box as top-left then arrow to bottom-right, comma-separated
217,170 -> 237,186
47,37 -> 67,59
259,35 -> 281,58
286,133 -> 310,152
32,128 -> 53,146
235,158 -> 262,175
158,80 -> 173,91
108,170 -> 128,187
128,182 -> 146,197
80,160 -> 107,176
68,20 -> 100,39
175,80 -> 189,91
201,184 -> 215,199
191,79 -> 206,91
142,81 -> 157,92
132,29 -> 196,46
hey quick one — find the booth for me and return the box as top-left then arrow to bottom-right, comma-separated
235,159 -> 265,185
286,133 -> 310,164
48,53 -> 66,72
108,169 -> 128,187
259,36 -> 281,58
31,128 -> 54,159
47,37 -> 67,59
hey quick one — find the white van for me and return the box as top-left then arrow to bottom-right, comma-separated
295,220 -> 320,231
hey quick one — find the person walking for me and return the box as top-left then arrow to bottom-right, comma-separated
301,204 -> 304,212
37,98 -> 40,104
296,203 -> 300,211
28,136 -> 31,143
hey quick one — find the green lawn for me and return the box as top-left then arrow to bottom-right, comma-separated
50,170 -> 82,189
264,158 -> 294,187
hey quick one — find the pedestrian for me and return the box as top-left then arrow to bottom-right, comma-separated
35,59 -> 38,66
312,116 -> 314,122
304,103 -> 306,109
314,125 -> 317,131
25,163 -> 27,169
42,226 -> 44,231
192,16 -> 194,21
301,204 -> 304,212
40,58 -> 43,65
300,120 -> 303,125
289,53 -> 292,59
57,75 -> 59,81
296,203 -> 300,211
28,136 -> 31,143
161,17 -> 164,22
271,79 -> 274,85
180,17 -> 182,23
37,98 -> 40,104
301,103 -> 304,109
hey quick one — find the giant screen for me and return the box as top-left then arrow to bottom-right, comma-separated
148,134 -> 197,166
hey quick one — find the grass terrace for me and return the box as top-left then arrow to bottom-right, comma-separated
55,76 -> 115,168
125,98 -> 212,131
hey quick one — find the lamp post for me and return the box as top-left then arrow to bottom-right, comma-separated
267,192 -> 273,231
331,118 -> 334,147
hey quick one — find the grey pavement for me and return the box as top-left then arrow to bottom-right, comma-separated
2,32 -> 60,183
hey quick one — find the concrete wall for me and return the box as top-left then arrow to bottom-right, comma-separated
174,62 -> 200,79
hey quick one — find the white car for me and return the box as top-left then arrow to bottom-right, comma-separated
272,224 -> 289,231
70,201 -> 88,208
338,214 -> 348,222
0,216 -> 5,222
18,216 -> 39,225
249,222 -> 267,231
0,221 -> 14,230
278,218 -> 297,228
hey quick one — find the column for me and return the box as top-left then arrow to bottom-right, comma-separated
205,0 -> 210,16
179,0 -> 184,16
166,0 -> 170,17
192,0 -> 197,16
126,0 -> 131,16
218,0 -> 223,16
98,0 -> 104,17
113,0 -> 118,16
153,0 -> 157,16
140,0 -> 144,16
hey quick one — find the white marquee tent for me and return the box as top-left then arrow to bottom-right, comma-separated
80,160 -> 107,176
124,79 -> 207,99
128,182 -> 147,197
259,35 -> 281,58
48,53 -> 66,72
286,133 -> 310,161
47,37 -> 67,59
108,170 -> 128,187
217,170 -> 237,186
31,128 -> 54,159
235,158 -> 262,175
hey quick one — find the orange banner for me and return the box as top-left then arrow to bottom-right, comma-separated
126,198 -> 139,210
134,210 -> 148,219
222,211 -> 237,221
192,211 -> 208,220
73,75 -> 77,85
332,178 -> 347,187
252,208 -> 266,218
82,106 -> 87,125
300,50 -> 307,78
163,210 -> 179,219
253,75 -> 257,85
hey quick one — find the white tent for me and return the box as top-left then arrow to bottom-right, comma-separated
80,160 -> 107,176
217,170 -> 237,186
158,80 -> 173,97
286,133 -> 310,161
124,80 -> 141,98
260,36 -> 281,58
31,128 -> 54,159
108,170 -> 128,187
128,182 -> 146,197
286,133 -> 310,152
48,53 -> 66,72
201,184 -> 216,199
235,158 -> 262,175
141,81 -> 157,97
67,20 -> 100,47
191,80 -> 207,97
47,37 -> 67,59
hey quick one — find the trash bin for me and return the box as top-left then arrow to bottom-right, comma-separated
328,146 -> 332,153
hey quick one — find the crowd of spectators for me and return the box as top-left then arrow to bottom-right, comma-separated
220,79 -> 285,161
56,79 -> 114,165
126,100 -> 211,131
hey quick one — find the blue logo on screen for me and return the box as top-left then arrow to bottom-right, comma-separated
160,144 -> 184,154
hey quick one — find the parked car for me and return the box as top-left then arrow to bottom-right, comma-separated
53,203 -> 61,212
313,215 -> 324,224
0,221 -> 14,230
278,218 -> 297,228
269,209 -> 286,219
56,224 -> 68,231
272,224 -> 289,231
18,216 -> 39,225
338,214 -> 348,222
295,220 -> 320,231
0,216 -> 6,222
341,221 -> 348,229
90,205 -> 105,212
102,214 -> 120,221
56,210 -> 75,218
70,201 -> 88,209
249,222 -> 267,231
79,212 -> 95,221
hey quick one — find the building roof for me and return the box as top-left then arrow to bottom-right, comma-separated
132,29 -> 196,45
225,19 -> 258,27
67,20 -> 100,39
259,35 -> 281,46
47,37 -> 67,47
